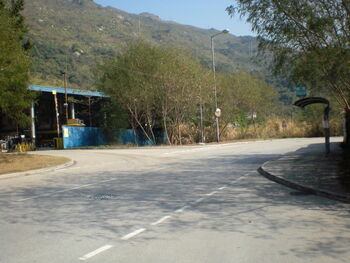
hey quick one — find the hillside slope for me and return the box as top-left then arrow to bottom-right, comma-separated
23,0 -> 258,89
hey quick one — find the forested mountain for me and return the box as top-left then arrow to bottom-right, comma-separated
23,0 -> 259,89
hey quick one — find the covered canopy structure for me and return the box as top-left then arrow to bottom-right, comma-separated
294,97 -> 329,108
294,97 -> 330,154
0,84 -> 108,149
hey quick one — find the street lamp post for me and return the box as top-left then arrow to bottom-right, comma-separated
211,29 -> 229,143
60,70 -> 69,124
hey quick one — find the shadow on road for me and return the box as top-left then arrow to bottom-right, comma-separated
0,143 -> 349,260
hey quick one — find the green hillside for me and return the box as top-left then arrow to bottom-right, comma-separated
23,0 -> 258,89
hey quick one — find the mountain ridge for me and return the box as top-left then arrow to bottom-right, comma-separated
23,0 -> 259,89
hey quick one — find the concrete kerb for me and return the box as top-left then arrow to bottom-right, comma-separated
258,160 -> 350,204
0,159 -> 75,180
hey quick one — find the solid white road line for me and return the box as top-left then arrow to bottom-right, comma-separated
151,216 -> 172,226
121,228 -> 146,240
79,245 -> 113,261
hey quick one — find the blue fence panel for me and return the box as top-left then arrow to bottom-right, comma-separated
62,126 -> 166,148
62,126 -> 106,149
117,129 -> 167,146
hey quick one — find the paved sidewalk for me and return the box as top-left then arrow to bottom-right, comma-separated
259,140 -> 350,203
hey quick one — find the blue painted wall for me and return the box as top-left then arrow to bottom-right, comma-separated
62,126 -> 167,148
117,129 -> 167,146
62,126 -> 106,149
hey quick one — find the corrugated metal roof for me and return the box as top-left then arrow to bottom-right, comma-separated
28,84 -> 107,97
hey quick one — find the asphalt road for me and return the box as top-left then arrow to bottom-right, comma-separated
0,138 -> 349,263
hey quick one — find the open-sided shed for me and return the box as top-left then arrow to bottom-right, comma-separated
0,84 -> 107,149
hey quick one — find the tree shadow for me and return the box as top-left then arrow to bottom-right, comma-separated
0,143 -> 349,260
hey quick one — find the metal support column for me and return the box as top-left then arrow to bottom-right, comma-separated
71,102 -> 75,119
31,102 -> 36,146
323,106 -> 330,155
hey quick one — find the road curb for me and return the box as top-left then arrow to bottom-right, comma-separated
258,161 -> 350,204
0,159 -> 75,180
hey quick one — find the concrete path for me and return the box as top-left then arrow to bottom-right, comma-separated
260,139 -> 350,203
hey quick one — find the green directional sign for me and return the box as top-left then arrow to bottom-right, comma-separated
295,86 -> 307,97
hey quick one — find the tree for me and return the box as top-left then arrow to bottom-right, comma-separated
96,40 -> 163,144
96,40 -> 213,144
219,71 -> 277,136
0,0 -> 33,127
227,0 -> 350,146
155,46 -> 213,144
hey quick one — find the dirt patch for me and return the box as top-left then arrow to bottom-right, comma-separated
0,153 -> 70,175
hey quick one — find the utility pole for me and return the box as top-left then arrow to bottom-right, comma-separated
61,70 -> 69,124
52,90 -> 60,137
210,29 -> 229,143
199,86 -> 205,143
138,16 -> 141,37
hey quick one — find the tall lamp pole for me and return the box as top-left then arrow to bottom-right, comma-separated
211,29 -> 229,143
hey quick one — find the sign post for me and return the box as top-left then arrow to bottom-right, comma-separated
215,108 -> 221,143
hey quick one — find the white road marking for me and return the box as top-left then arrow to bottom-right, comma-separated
175,205 -> 189,213
151,216 -> 172,226
231,175 -> 246,184
16,167 -> 169,202
68,166 -> 81,170
79,245 -> 113,261
16,181 -> 107,202
194,197 -> 205,204
206,191 -> 218,196
162,140 -> 271,156
121,228 -> 146,240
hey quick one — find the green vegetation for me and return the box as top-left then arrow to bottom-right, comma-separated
228,0 -> 350,145
96,40 -> 278,144
22,0 -> 260,89
0,0 -> 338,144
0,0 -> 34,127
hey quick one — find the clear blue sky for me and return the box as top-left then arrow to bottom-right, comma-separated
93,0 -> 254,36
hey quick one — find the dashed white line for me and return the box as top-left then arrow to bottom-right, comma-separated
79,245 -> 113,261
231,176 -> 245,183
175,205 -> 189,213
121,228 -> 146,240
151,216 -> 172,226
206,191 -> 218,196
194,197 -> 205,204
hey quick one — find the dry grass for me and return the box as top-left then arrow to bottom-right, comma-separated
221,118 -> 343,141
0,153 -> 70,175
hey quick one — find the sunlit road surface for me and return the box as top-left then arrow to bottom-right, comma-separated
0,137 -> 349,263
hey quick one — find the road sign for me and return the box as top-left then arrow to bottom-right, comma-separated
215,108 -> 221,118
295,86 -> 307,97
